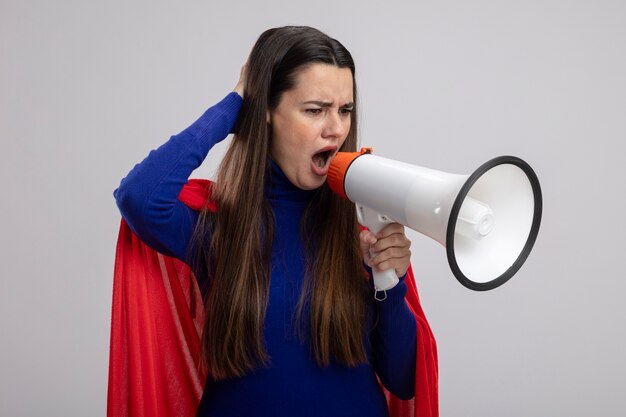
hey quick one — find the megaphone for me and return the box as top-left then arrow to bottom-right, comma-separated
328,148 -> 542,292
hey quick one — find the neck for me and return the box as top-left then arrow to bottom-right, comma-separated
265,159 -> 318,204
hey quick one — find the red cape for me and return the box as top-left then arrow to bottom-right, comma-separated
107,179 -> 438,417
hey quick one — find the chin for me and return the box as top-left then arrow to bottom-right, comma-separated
298,176 -> 326,191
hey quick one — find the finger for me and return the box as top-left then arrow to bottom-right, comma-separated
370,233 -> 411,253
359,230 -> 377,262
369,248 -> 411,276
369,247 -> 411,268
375,223 -> 405,239
374,258 -> 411,277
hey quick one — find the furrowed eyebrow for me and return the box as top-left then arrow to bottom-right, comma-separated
302,100 -> 354,108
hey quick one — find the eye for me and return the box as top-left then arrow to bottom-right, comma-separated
340,108 -> 353,115
305,108 -> 323,115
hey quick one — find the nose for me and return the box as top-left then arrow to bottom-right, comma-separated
322,110 -> 347,139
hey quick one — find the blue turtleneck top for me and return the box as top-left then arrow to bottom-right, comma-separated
113,92 -> 417,416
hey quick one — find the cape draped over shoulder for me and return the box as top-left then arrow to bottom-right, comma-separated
107,179 -> 438,417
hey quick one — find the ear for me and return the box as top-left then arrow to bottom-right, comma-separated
266,110 -> 271,125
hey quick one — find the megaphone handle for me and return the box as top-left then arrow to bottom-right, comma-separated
355,204 -> 400,292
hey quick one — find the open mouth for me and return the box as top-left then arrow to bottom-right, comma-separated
312,148 -> 335,168
311,146 -> 338,176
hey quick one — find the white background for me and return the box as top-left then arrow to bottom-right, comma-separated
2,0 -> 625,415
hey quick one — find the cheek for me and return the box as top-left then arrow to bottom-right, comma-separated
272,120 -> 297,152
289,121 -> 321,149
273,115 -> 325,157
272,127 -> 308,161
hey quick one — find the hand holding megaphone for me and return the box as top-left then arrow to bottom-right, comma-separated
360,222 -> 412,296
328,148 -> 542,292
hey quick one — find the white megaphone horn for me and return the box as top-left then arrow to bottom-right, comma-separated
327,148 -> 543,292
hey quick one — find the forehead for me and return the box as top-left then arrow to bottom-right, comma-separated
285,63 -> 354,104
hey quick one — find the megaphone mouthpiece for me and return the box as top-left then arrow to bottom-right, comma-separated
327,147 -> 372,200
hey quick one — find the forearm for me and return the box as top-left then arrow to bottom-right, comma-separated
367,266 -> 418,400
113,92 -> 243,260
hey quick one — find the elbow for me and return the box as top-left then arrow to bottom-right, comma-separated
376,350 -> 417,400
113,181 -> 142,225
113,183 -> 130,216
113,184 -> 124,209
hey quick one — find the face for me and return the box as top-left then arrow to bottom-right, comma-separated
268,63 -> 354,190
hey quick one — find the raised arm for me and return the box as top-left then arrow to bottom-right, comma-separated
113,92 -> 243,263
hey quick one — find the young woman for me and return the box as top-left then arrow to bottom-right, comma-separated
113,26 -> 429,417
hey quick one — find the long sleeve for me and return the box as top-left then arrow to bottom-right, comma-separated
367,267 -> 418,400
113,92 -> 243,263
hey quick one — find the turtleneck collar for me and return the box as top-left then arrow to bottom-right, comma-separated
265,158 -> 318,205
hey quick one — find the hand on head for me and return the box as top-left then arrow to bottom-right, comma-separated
233,60 -> 249,98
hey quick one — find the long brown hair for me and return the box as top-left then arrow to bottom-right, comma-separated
189,26 -> 370,381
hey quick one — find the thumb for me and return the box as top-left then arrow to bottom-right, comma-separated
359,229 -> 377,264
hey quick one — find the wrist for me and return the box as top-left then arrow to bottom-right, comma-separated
233,84 -> 244,99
